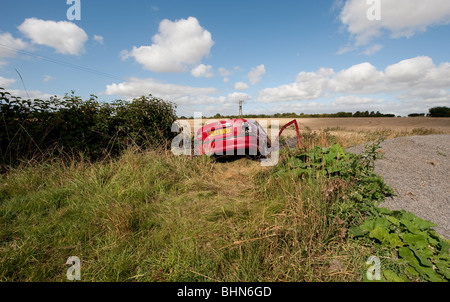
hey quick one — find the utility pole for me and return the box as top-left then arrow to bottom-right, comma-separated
239,100 -> 243,117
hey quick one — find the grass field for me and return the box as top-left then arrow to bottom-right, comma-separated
0,118 -> 449,282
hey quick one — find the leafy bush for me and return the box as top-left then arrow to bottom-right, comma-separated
0,88 -> 177,170
350,208 -> 449,282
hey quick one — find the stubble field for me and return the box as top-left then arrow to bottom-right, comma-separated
183,117 -> 450,148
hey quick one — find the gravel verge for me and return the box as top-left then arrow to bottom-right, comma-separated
347,135 -> 450,239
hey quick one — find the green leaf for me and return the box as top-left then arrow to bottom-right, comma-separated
414,217 -> 438,231
387,233 -> 404,248
400,212 -> 416,222
374,217 -> 392,229
401,233 -> 429,250
383,270 -> 405,282
435,260 -> 450,280
369,226 -> 389,243
378,207 -> 393,215
329,143 -> 345,155
349,226 -> 367,237
438,239 -> 450,255
399,247 -> 443,282
360,219 -> 376,232
385,215 -> 400,227
405,266 -> 419,277
411,248 -> 433,267
400,218 -> 421,234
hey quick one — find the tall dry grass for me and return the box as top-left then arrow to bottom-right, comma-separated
2,126 -> 441,281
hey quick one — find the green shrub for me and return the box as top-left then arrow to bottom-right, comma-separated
0,88 -> 177,170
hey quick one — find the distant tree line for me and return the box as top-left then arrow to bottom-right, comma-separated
180,110 -> 396,119
179,107 -> 450,119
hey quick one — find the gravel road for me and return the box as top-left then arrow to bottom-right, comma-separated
347,135 -> 450,239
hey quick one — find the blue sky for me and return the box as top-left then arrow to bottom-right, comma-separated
1,0 -> 450,117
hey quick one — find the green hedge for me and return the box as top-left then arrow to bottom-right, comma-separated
0,88 -> 177,170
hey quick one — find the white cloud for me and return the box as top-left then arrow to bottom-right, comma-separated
43,75 -> 54,83
0,76 -> 16,87
18,18 -> 88,55
0,32 -> 29,65
93,35 -> 104,45
248,64 -> 266,85
339,0 -> 450,45
256,56 -> 450,114
227,92 -> 252,103
234,82 -> 249,90
122,17 -> 214,73
257,68 -> 333,103
104,77 -> 224,106
218,67 -> 232,77
223,77 -> 230,83
336,45 -> 356,55
7,89 -> 57,100
361,44 -> 383,55
191,64 -> 214,78
385,56 -> 435,84
329,62 -> 384,94
333,95 -> 384,106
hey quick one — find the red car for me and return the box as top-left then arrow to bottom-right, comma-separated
195,119 -> 301,157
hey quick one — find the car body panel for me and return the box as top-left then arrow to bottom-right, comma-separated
195,119 -> 270,157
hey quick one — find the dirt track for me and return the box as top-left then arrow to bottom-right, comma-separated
348,135 -> 450,239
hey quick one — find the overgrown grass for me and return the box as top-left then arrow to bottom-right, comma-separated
0,134 -> 448,282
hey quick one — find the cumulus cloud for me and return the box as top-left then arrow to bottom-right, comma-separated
0,76 -> 16,87
227,92 -> 252,103
339,0 -> 450,45
191,64 -> 214,78
43,75 -> 54,83
361,44 -> 383,55
257,68 -> 333,103
18,18 -> 88,55
218,67 -> 232,77
336,44 -> 356,55
256,56 -> 450,110
122,17 -> 214,73
332,95 -> 385,106
104,77 -> 225,106
93,35 -> 104,45
234,82 -> 249,90
329,62 -> 384,94
5,89 -> 58,101
0,32 -> 29,65
248,64 -> 266,85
